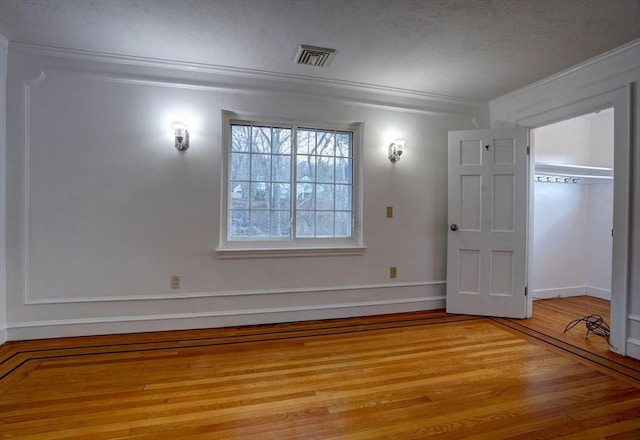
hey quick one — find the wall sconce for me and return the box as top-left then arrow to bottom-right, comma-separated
172,122 -> 189,151
388,138 -> 406,163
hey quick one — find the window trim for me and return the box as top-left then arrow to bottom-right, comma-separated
216,111 -> 365,259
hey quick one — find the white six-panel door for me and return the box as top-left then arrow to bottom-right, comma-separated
446,128 -> 529,318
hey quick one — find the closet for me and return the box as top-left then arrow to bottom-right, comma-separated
532,108 -> 614,302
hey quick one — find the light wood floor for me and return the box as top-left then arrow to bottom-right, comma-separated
496,296 -> 640,381
1,298 -> 639,439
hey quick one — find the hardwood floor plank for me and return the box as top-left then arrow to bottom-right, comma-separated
1,305 -> 639,439
496,296 -> 640,384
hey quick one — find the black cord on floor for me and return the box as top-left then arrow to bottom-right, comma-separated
563,314 -> 612,346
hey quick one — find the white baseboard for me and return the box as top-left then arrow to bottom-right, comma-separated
531,285 -> 611,301
531,286 -> 586,300
0,327 -> 7,345
626,338 -> 640,361
585,286 -> 611,300
7,295 -> 445,341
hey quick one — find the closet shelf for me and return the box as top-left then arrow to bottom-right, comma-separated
534,163 -> 613,184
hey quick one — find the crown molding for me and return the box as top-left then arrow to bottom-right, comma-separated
491,37 -> 640,105
10,42 -> 485,109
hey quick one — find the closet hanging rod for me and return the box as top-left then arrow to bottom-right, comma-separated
535,175 -> 580,184
534,173 -> 612,184
535,163 -> 613,178
534,173 -> 612,180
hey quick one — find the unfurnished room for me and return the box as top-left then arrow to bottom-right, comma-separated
1,0 -> 640,438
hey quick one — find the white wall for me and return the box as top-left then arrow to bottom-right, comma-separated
532,111 -> 613,300
0,35 -> 7,344
586,111 -> 614,296
490,38 -> 640,358
4,44 -> 488,340
532,180 -> 589,297
535,115 -> 591,165
533,117 -> 590,297
589,110 -> 615,168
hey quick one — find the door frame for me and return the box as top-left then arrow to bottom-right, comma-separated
516,86 -> 631,356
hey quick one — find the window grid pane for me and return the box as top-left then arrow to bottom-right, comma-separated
229,124 -> 293,239
229,123 -> 353,240
293,128 -> 353,238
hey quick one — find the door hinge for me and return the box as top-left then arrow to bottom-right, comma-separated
525,286 -> 528,297
526,146 -> 530,156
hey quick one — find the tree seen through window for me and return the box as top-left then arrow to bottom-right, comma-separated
229,123 -> 353,239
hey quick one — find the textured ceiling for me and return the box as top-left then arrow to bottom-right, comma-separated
1,0 -> 639,101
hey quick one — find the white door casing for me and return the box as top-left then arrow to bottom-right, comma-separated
515,86 -> 631,355
446,128 -> 529,318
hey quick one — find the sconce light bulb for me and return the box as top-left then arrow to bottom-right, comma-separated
388,138 -> 406,163
172,121 -> 190,151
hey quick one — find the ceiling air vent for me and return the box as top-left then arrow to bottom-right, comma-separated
295,44 -> 336,67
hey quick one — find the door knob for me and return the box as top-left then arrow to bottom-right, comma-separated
450,224 -> 459,231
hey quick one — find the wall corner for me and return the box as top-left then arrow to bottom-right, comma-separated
0,33 -> 8,342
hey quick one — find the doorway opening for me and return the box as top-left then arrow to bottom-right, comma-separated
530,108 -> 614,324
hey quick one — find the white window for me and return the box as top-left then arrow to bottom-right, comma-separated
217,113 -> 364,258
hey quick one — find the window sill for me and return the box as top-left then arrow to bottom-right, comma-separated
215,245 -> 366,259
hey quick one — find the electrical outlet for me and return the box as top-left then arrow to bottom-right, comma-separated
171,275 -> 180,289
386,206 -> 393,218
390,266 -> 397,278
